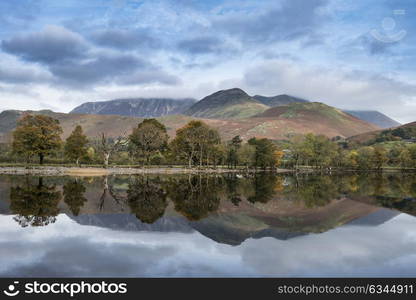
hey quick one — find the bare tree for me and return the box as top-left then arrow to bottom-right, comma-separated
98,132 -> 127,168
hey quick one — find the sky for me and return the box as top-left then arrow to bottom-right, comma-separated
0,0 -> 415,123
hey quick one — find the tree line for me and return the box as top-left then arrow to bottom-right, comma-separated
6,114 -> 416,170
8,114 -> 283,169
288,133 -> 416,170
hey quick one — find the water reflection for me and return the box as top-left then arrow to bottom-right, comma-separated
63,179 -> 87,216
2,173 -> 416,276
168,176 -> 221,221
4,173 -> 416,228
127,177 -> 167,224
10,177 -> 61,227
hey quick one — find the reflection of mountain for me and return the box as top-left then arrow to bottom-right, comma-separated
346,208 -> 399,226
67,197 -> 387,246
186,198 -> 382,245
189,215 -> 306,246
68,214 -> 193,233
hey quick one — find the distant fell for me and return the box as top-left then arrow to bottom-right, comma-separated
343,110 -> 401,129
184,88 -> 269,119
70,98 -> 196,118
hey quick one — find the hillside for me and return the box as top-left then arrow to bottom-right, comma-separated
252,94 -> 399,129
348,121 -> 416,144
249,102 -> 380,138
184,88 -> 269,119
253,94 -> 308,107
344,110 -> 400,129
0,103 -> 380,143
70,98 -> 196,117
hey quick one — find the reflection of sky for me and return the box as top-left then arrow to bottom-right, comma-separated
1,213 -> 416,277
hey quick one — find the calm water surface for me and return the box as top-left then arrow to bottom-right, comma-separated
1,173 -> 416,277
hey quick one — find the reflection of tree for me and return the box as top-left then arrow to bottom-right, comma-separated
376,196 -> 416,216
225,174 -> 242,206
127,177 -> 167,224
247,174 -> 277,203
10,177 -> 61,227
285,175 -> 340,208
169,175 -> 220,221
63,179 -> 87,216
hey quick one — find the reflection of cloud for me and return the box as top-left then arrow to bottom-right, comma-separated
240,214 -> 416,277
1,213 -> 416,277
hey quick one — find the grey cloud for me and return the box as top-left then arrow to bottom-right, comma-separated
49,52 -> 180,87
0,65 -> 52,84
1,25 -> 88,64
360,35 -> 394,55
116,70 -> 181,86
91,28 -> 161,50
49,52 -> 148,86
215,0 -> 328,44
1,26 -> 179,88
177,36 -> 226,54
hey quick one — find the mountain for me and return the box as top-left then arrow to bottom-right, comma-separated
0,102 -> 380,143
251,102 -> 380,138
184,88 -> 269,119
253,95 -> 399,129
67,90 -> 399,131
343,110 -> 401,129
253,94 -> 309,106
70,98 -> 196,118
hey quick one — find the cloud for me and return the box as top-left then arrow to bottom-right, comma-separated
240,59 -> 416,122
91,29 -> 160,50
215,0 -> 329,44
49,52 -> 146,86
116,70 -> 181,86
177,36 -> 227,55
1,25 -> 180,88
1,25 -> 88,64
0,64 -> 52,84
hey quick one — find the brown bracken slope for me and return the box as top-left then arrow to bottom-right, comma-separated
0,102 -> 380,143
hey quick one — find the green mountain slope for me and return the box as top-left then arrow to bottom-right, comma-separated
184,88 -> 269,119
253,94 -> 309,107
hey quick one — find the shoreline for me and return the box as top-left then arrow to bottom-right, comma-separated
0,166 -> 293,176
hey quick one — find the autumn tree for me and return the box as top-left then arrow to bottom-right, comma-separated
226,135 -> 242,168
64,125 -> 89,165
170,120 -> 221,167
357,146 -> 375,169
248,137 -> 278,169
237,143 -> 256,169
373,146 -> 388,170
12,114 -> 63,164
398,148 -> 412,168
129,119 -> 168,165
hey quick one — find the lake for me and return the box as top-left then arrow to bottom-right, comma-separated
1,172 -> 416,277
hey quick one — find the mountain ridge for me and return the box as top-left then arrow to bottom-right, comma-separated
67,88 -> 401,128
70,97 -> 196,118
